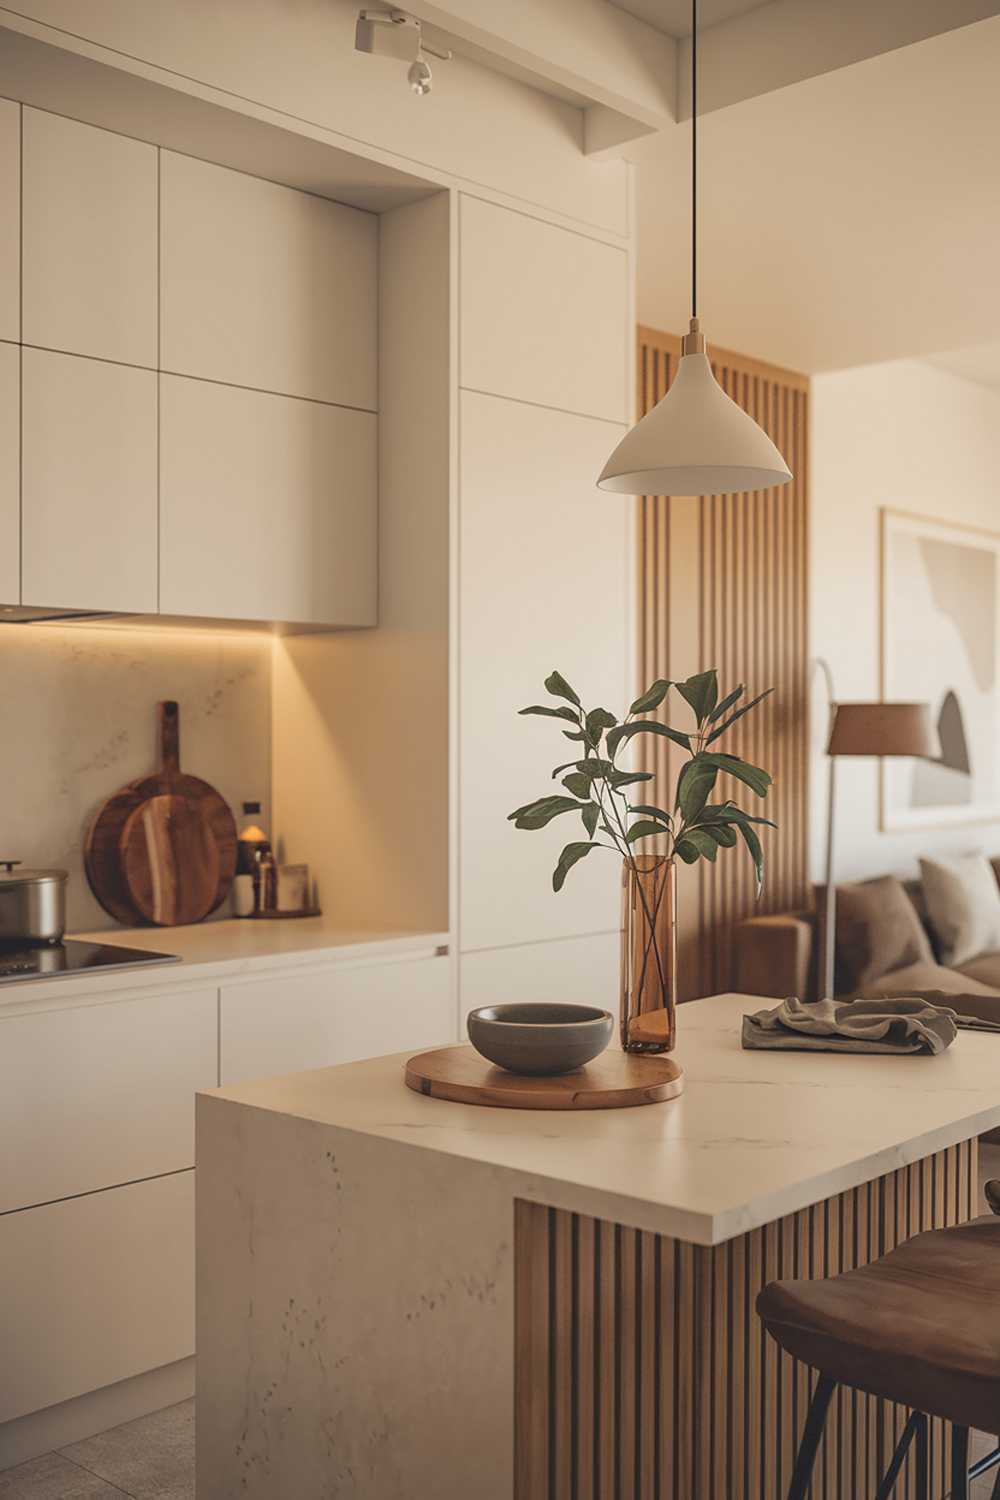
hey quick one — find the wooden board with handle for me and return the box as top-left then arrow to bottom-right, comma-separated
85,701 -> 237,926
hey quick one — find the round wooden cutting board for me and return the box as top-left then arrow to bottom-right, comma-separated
85,701 -> 237,926
404,1045 -> 684,1110
120,793 -> 223,926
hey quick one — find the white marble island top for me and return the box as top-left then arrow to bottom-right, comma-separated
206,992 -> 1000,1245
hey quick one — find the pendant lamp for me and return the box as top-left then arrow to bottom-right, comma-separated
597,0 -> 792,497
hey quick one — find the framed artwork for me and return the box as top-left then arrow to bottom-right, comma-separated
880,509 -> 1000,830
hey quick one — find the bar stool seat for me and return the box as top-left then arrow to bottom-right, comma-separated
759,1215 -> 1000,1435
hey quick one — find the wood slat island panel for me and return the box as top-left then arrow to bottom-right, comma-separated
515,1138 -> 976,1500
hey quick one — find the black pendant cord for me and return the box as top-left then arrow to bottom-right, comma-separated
691,0 -> 698,321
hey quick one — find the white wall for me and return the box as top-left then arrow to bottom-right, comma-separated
5,0 -> 629,239
810,357 -> 1000,883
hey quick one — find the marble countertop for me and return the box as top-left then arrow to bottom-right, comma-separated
0,919 -> 448,1013
206,992 -> 1000,1245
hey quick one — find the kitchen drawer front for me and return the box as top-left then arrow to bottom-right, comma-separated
0,1172 -> 194,1423
221,952 -> 454,1086
159,374 -> 377,627
0,986 -> 217,1215
459,195 -> 628,423
160,150 -> 377,409
459,933 -> 618,1029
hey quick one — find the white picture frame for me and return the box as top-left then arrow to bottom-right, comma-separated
880,507 -> 1000,831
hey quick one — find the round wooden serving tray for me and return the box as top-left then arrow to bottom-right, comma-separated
404,1044 -> 684,1111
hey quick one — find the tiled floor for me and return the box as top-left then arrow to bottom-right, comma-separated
0,1402 -> 194,1500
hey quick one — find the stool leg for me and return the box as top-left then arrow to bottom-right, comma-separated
914,1413 -> 929,1500
787,1375 -> 835,1500
875,1411 -> 922,1500
952,1426 -> 970,1500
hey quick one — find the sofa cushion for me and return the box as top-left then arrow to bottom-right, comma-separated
920,853 -> 1000,967
834,875 -> 935,994
955,952 -> 1000,990
858,961 -> 1000,1026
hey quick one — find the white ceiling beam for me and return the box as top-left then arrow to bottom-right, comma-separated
414,0 -> 677,149
675,0 -> 1000,119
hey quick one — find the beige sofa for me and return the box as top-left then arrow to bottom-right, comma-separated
735,856 -> 1000,1024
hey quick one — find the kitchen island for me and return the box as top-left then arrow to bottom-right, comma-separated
196,993 -> 1000,1499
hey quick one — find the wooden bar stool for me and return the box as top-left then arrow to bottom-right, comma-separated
758,1204 -> 1000,1500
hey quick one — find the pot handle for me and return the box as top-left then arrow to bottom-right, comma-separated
0,860 -> 21,872
159,701 -> 181,775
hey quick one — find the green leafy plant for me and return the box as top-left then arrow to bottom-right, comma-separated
508,668 -> 776,894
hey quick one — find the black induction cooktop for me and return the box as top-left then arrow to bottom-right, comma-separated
0,939 -> 181,984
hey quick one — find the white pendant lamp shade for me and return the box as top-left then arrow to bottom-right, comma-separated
598,0 -> 793,498
597,342 -> 793,497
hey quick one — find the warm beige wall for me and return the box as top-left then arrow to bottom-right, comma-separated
810,358 -> 1000,883
1,623 -> 271,931
271,194 -> 451,932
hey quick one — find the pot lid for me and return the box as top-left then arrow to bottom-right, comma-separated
0,861 -> 68,886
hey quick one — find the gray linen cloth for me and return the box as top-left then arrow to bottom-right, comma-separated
742,996 -> 959,1055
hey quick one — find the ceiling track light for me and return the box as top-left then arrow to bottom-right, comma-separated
354,8 -> 451,95
597,0 -> 792,498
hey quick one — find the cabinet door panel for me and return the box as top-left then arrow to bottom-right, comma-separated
0,986 -> 217,1214
459,391 -> 628,951
222,954 -> 453,1085
0,341 -> 17,605
0,1173 -> 194,1423
0,98 -> 18,343
459,934 -> 618,1029
160,375 -> 376,626
161,151 -> 377,408
22,349 -> 157,613
22,108 -> 156,367
460,196 -> 628,422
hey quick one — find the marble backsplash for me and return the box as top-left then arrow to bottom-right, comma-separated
1,622 -> 272,932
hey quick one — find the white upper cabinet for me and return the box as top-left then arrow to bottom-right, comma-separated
0,343 -> 17,606
459,390 -> 628,952
0,98 -> 18,343
459,196 -> 629,423
160,151 -> 378,409
21,348 -> 158,614
159,374 -> 377,626
21,108 -> 157,367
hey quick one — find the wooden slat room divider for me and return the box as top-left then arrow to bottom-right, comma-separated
636,327 -> 810,1001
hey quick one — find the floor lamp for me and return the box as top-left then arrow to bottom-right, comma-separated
822,702 -> 939,1000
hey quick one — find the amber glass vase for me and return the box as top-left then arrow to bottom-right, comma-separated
620,855 -> 677,1053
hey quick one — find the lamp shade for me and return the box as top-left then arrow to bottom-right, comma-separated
826,702 -> 939,759
597,351 -> 793,497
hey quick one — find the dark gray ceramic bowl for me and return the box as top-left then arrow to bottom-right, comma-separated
467,1002 -> 614,1076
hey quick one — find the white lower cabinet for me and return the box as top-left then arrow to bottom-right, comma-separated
0,1171 -> 194,1423
0,986 -> 217,1215
221,951 -> 454,1085
459,932 -> 618,1029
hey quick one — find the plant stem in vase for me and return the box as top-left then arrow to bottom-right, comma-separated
621,854 -> 676,1053
508,668 -> 776,1056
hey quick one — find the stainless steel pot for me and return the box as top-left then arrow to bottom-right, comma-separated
0,861 -> 68,944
